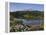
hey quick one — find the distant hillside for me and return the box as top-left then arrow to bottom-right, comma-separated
10,10 -> 44,19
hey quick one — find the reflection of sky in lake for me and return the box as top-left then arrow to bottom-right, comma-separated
10,3 -> 44,12
23,20 -> 43,25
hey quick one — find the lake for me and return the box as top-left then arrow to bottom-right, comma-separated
14,18 -> 43,25
22,19 -> 43,25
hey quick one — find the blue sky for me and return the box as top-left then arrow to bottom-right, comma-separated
10,3 -> 44,12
